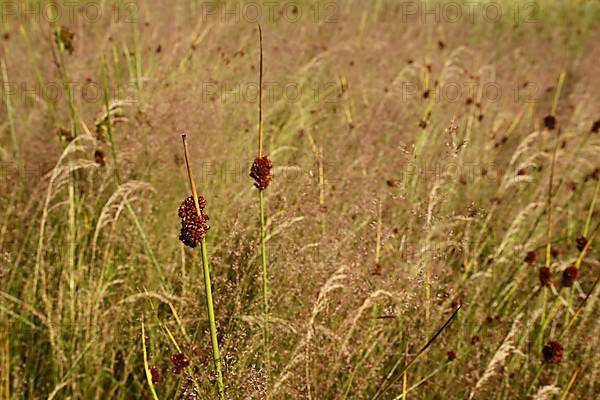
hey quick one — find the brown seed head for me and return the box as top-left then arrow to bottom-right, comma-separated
591,119 -> 600,133
94,149 -> 105,167
447,350 -> 457,362
562,265 -> 579,288
539,266 -> 552,287
575,236 -> 588,252
250,155 -> 273,190
543,115 -> 556,130
170,353 -> 190,374
178,196 -> 209,248
524,251 -> 537,265
150,366 -> 162,385
542,341 -> 563,364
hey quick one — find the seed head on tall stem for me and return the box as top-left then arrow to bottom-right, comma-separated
250,23 -> 273,391
180,134 -> 225,399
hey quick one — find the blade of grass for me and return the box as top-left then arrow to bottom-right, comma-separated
1,59 -> 17,156
141,315 -> 160,400
372,305 -> 462,400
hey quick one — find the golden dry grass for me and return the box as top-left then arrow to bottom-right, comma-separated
1,1 -> 600,399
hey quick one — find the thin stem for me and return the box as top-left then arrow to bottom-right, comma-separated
1,59 -> 17,156
254,22 -> 271,389
257,23 -> 264,158
525,364 -> 544,397
584,178 -> 600,236
539,128 -> 560,351
141,315 -> 160,400
259,189 -> 270,377
372,305 -> 462,400
201,239 -> 225,399
181,134 -> 224,399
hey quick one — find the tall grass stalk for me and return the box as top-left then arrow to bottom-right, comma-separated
538,88 -> 561,352
1,59 -> 17,156
254,23 -> 271,385
141,315 -> 160,400
372,305 -> 462,400
181,134 -> 225,399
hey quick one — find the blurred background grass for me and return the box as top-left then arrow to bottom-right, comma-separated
1,0 -> 600,398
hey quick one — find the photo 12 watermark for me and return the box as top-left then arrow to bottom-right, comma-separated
400,81 -> 539,104
1,1 -> 138,24
0,160 -> 139,184
201,80 -> 341,104
396,161 -> 540,185
199,1 -> 339,23
400,1 -> 539,24
1,80 -> 138,105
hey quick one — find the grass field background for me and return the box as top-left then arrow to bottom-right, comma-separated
1,0 -> 600,398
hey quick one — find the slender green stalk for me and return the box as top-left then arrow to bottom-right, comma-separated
1,59 -> 17,156
372,305 -> 462,400
201,239 -> 225,398
539,124 -> 560,351
525,364 -> 544,396
181,134 -> 224,399
259,189 -> 270,373
559,368 -> 579,400
141,315 -> 160,400
584,178 -> 600,236
254,23 -> 271,385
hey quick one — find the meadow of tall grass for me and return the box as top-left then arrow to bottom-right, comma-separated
1,0 -> 599,399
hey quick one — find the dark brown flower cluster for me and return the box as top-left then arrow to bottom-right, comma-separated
94,149 -> 106,167
542,341 -> 563,364
575,235 -> 588,251
178,196 -> 209,248
250,155 -> 273,190
539,267 -> 552,287
447,350 -> 457,362
170,352 -> 190,374
543,115 -> 557,130
150,365 -> 162,385
562,266 -> 579,287
524,251 -> 537,265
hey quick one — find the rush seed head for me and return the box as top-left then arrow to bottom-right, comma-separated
524,251 -> 537,265
447,350 -> 457,362
542,341 -> 563,364
250,155 -> 273,190
150,366 -> 162,385
575,236 -> 588,251
562,265 -> 579,288
170,352 -> 190,375
539,266 -> 552,287
94,149 -> 106,167
178,195 -> 210,248
543,115 -> 557,130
